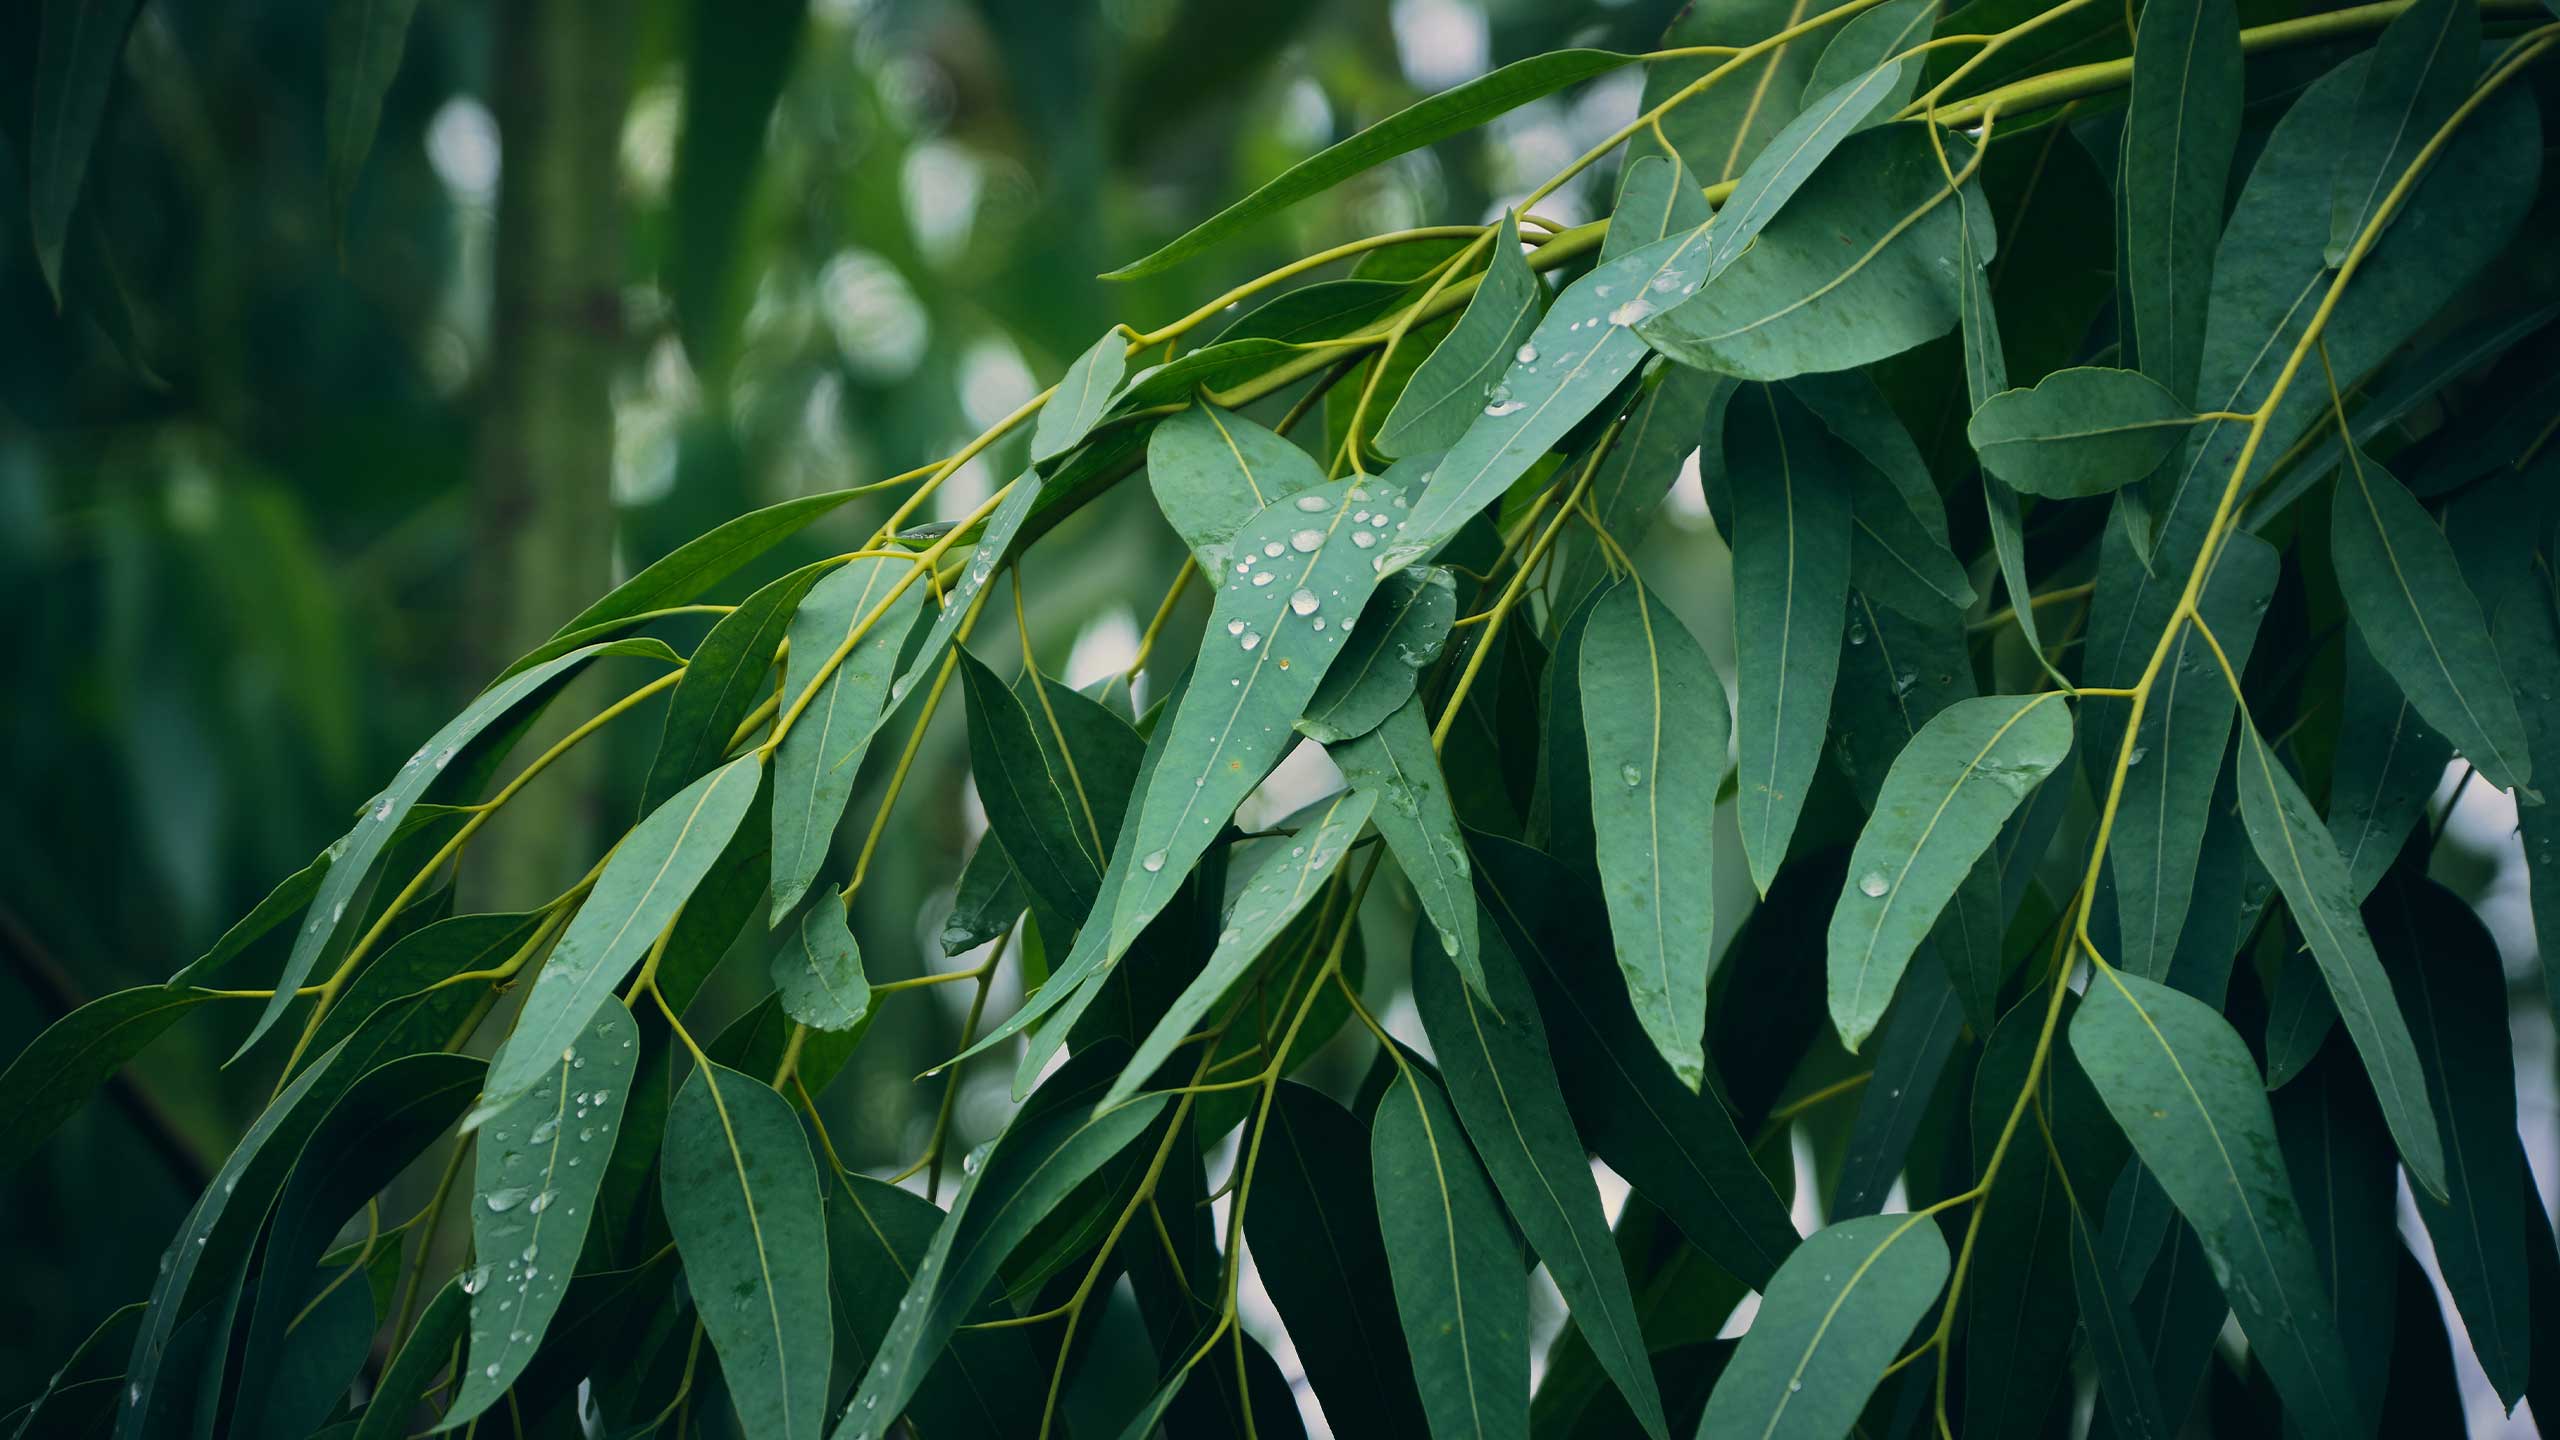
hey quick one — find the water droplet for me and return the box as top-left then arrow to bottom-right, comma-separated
1142,851 -> 1167,873
2127,746 -> 2149,767
1515,343 -> 1538,364
1620,764 -> 1642,787
1483,399 -> 1525,417
1240,632 -> 1261,651
434,746 -> 456,770
462,1265 -> 490,1294
1263,540 -> 1285,557
1788,1380 -> 1803,1394
486,1364 -> 502,1379
1294,494 -> 1331,512
485,1187 -> 531,1213
1289,588 -> 1319,617
1227,619 -> 1246,636
1289,529 -> 1324,553
528,1190 -> 557,1215
1352,530 -> 1377,549
372,797 -> 394,822
1253,572 -> 1276,587
528,1118 -> 559,1145
1440,928 -> 1460,956
1858,872 -> 1891,898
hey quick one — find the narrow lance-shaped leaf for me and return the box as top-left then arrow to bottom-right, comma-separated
2327,0 -> 2481,266
1299,565 -> 1457,744
1105,49 -> 1636,278
772,556 -> 930,922
2327,621 -> 2451,902
1702,32 -> 1920,282
1969,367 -> 2199,498
1100,788 -> 1374,1111
771,902 -> 870,1032
641,560 -> 824,814
1800,0 -> 1933,109
541,491 -> 867,654
1728,382 -> 1852,896
1147,403 -> 1327,576
0,986 -> 220,1173
1385,223 -> 1715,574
1829,693 -> 2072,1053
2232,718 -> 2447,1199
2330,441 -> 2534,797
1032,329 -> 1128,464
1412,920 -> 1669,1440
354,1279 -> 466,1440
1645,0 -> 1853,186
1580,581 -> 1726,1090
1954,193 -> 2072,693
323,0 -> 423,226
2122,0 -> 2241,400
1333,697 -> 1480,998
1832,949 -> 1965,1219
443,1002 -> 639,1428
29,0 -> 144,299
2376,874 -> 2530,1407
823,1176 -> 1046,1437
2071,970 -> 2361,1434
661,1061 -> 832,1440
1378,212 -> 1544,458
884,471 -> 1043,706
1598,150 -> 1711,261
1371,1064 -> 1528,1440
483,754 -> 763,1112
2069,1206 -> 2173,1440
958,649 -> 1106,920
1697,1212 -> 1950,1439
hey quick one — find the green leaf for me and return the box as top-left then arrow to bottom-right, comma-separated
771,903 -> 871,1032
322,0 -> 422,228
444,1000 -> 640,1425
1833,945 -> 1967,1218
1801,0 -> 1933,111
1646,0 -> 1854,186
1033,330 -> 1130,464
1580,581 -> 1726,1089
8,1302 -> 140,1437
1639,126 -> 1993,382
1969,367 -> 2197,498
1598,150 -> 1713,262
1413,921 -> 1671,1439
353,1278 -> 465,1440
1370,1063 -> 1528,1440
1103,50 -> 1635,278
1704,39 -> 1922,283
1727,383 -> 1853,895
1106,467 -> 1414,958
2330,442 -> 2534,797
1828,693 -> 2071,1052
2233,718 -> 2446,1199
2265,1044 -> 2401,1426
1333,697 -> 1480,997
2327,0 -> 2480,267
1144,404 -> 1326,576
2327,622 -> 2451,901
642,560 -> 825,815
2375,873 -> 2530,1405
835,1089 -> 1169,1437
1475,835 -> 1798,1287
1699,1212 -> 1949,1439
483,754 -> 763,1111
0,986 -> 218,1173
1388,223 -> 1716,571
1379,212 -> 1545,457
1099,787 -> 1373,1111
2122,0 -> 2240,400
246,639 -> 670,1060
1299,566 -> 1457,743
773,557 -> 931,921
2071,969 -> 2361,1434
545,491 -> 865,649
2102,530 -> 2277,982
959,649 -> 1109,921
1246,1083 -> 1431,1438
1551,369 -> 1728,620
1221,277 -> 1414,346
28,0 -> 142,300
941,837 -> 1026,958
889,472 -> 1043,699
661,1060 -> 831,1440
2067,1206 -> 2172,1440
824,1175 -> 1044,1436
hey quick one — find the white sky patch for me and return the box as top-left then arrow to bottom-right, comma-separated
1392,0 -> 1491,89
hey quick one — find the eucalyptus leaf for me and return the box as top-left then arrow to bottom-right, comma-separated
1146,403 -> 1327,577
1033,330 -> 1130,464
771,902 -> 871,1032
0,986 -> 220,1173
1299,566 -> 1457,743
1379,212 -> 1545,458
1332,697 -> 1480,998
1970,367 -> 2198,498
772,556 -> 931,921
2122,0 -> 2240,400
1371,1063 -> 1528,1440
2326,0 -> 2480,267
1697,1212 -> 1950,1439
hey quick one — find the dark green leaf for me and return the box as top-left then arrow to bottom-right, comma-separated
2070,1210 -> 2172,1440
1551,369 -> 1728,620
1970,367 -> 2198,497
28,0 -> 142,299
1799,0 -> 1933,113
2122,0 -> 2240,400
773,557 -> 930,921
772,903 -> 871,1032
1145,404 -> 1326,577
825,1175 -> 1044,1437
642,561 -> 823,815
1828,693 -> 2071,1053
0,986 -> 219,1173
546,491 -> 865,649
662,1060 -> 832,1440
1379,212 -> 1544,457
1704,36 -> 1922,283
2327,622 -> 2452,902
1332,697 -> 1478,997
1580,580 -> 1725,1088
941,837 -> 1026,958
960,648 -> 1109,921
2326,0 -> 2480,266
1832,948 -> 1965,1219
1598,150 -> 1712,262
1698,1212 -> 1949,1439
1645,0 -> 1853,186
1370,1063 -> 1527,1440
353,1278 -> 464,1440
1104,50 -> 1636,278
1300,566 -> 1456,743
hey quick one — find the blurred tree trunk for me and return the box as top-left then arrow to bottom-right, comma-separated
470,0 -> 634,907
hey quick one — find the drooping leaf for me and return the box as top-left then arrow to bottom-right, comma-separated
1379,212 -> 1545,458
1580,580 -> 1725,1088
1798,0 -> 1934,113
1645,0 -> 1854,186
1551,368 -> 1729,620
353,1279 -> 465,1440
1828,693 -> 2071,1053
2122,0 -> 2240,400
2327,622 -> 2452,901
1099,787 -> 1373,1110
2374,873 -> 2530,1406
1639,126 -> 1994,382
941,836 -> 1026,958
1726,382 -> 1852,895
1145,404 -> 1327,577
1832,948 -> 1966,1219
641,560 -> 824,815
0,986 -> 219,1173
1370,1063 -> 1528,1440
2071,970 -> 2361,1434
1104,50 -> 1635,278
1299,566 -> 1457,743
772,557 -> 930,921
542,491 -> 867,651
771,902 -> 871,1032
2330,441 -> 2534,797
28,0 -> 143,299
482,754 -> 762,1111
2070,1206 -> 2173,1440
1703,33 -> 1923,283
1388,224 -> 1716,571
661,1060 -> 832,1440
1411,920 -> 1668,1440
322,0 -> 423,227
2232,718 -> 2446,1199
1332,697 -> 1479,998
1969,367 -> 2198,497
959,649 -> 1110,921
1033,330 -> 1130,464
2326,0 -> 2481,266
885,471 -> 1044,702
1598,150 -> 1712,262
1697,1212 -> 1949,1439
445,1001 -> 639,1427
823,1175 -> 1045,1437
835,1088 -> 1168,1436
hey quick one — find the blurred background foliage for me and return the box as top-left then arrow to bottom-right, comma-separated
0,0 -> 1708,1403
